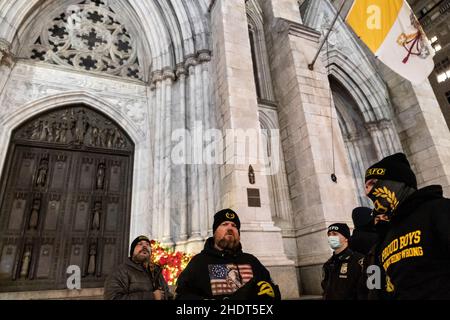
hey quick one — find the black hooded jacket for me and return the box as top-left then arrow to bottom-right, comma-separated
378,185 -> 450,299
175,237 -> 272,300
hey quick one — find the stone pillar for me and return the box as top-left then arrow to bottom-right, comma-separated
260,1 -> 359,295
210,0 -> 299,299
175,64 -> 189,244
380,65 -> 450,196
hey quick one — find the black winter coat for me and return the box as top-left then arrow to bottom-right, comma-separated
378,185 -> 450,299
321,247 -> 366,300
104,258 -> 170,300
175,237 -> 273,300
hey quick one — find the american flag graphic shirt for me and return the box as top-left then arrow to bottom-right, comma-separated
208,264 -> 254,296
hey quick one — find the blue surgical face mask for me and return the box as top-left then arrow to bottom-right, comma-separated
328,236 -> 341,250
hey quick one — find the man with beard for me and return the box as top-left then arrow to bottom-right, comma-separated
364,153 -> 450,299
104,235 -> 170,300
175,208 -> 280,300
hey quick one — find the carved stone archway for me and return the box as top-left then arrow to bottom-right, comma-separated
0,104 -> 134,292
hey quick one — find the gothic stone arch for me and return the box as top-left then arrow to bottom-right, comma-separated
0,104 -> 134,292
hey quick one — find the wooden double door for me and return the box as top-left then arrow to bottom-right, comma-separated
0,106 -> 134,292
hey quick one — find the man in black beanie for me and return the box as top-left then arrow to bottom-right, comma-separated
321,223 -> 366,300
175,209 -> 280,300
104,235 -> 170,300
349,207 -> 379,255
364,152 -> 450,300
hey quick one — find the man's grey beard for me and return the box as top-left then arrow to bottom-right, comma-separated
216,236 -> 240,251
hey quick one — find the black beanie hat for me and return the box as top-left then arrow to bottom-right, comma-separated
129,235 -> 151,257
352,207 -> 373,228
327,223 -> 350,239
213,208 -> 241,234
365,153 -> 417,189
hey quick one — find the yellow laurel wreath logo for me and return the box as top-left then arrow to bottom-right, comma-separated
372,187 -> 399,211
386,276 -> 395,293
257,281 -> 275,298
225,212 -> 235,219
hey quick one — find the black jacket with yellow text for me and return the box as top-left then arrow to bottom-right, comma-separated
379,185 -> 450,299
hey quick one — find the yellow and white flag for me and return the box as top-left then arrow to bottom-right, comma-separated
346,0 -> 435,84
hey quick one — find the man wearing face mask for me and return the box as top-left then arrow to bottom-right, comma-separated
321,223 -> 366,300
364,152 -> 450,299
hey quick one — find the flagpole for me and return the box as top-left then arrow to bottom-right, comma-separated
308,0 -> 347,70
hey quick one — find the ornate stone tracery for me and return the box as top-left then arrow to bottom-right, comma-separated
28,0 -> 142,80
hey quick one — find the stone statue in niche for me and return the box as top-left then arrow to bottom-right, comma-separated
20,245 -> 32,279
36,157 -> 49,187
248,165 -> 255,185
87,243 -> 97,275
92,201 -> 102,230
96,162 -> 106,190
29,198 -> 41,230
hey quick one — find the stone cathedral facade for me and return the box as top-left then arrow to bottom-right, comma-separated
0,0 -> 449,299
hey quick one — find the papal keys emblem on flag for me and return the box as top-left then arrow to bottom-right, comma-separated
397,13 -> 432,64
346,0 -> 435,84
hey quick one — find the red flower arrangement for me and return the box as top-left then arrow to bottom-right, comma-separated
150,240 -> 193,285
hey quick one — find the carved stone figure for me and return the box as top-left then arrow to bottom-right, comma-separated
73,110 -> 88,144
60,121 -> 69,143
20,246 -> 32,279
40,120 -> 53,142
29,199 -> 41,229
96,163 -> 106,190
87,243 -> 97,275
248,165 -> 255,185
92,201 -> 101,230
113,128 -> 126,148
90,125 -> 100,146
36,158 -> 49,187
53,122 -> 61,142
30,121 -> 42,140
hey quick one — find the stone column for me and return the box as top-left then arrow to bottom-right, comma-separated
186,56 -> 204,249
210,0 -> 298,299
380,65 -> 450,195
162,68 -> 175,246
260,0 -> 359,295
175,64 -> 189,244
